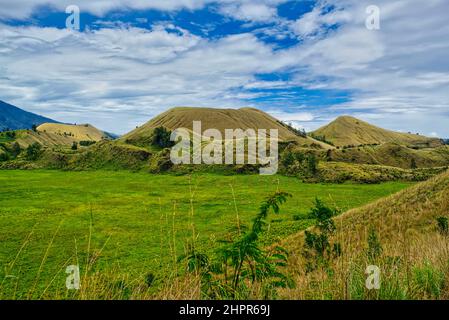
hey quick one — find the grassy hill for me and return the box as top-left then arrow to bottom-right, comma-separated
122,107 -> 332,148
328,143 -> 449,169
37,123 -> 109,142
312,116 -> 442,148
280,169 -> 449,299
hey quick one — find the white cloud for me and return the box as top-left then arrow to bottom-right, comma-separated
1,0 -> 449,137
219,3 -> 277,22
0,23 -> 296,133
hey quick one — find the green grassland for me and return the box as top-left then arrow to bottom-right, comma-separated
0,170 -> 411,299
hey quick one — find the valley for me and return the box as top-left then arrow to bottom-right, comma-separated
0,170 -> 410,299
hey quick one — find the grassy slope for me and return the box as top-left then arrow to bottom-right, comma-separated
37,123 -> 108,142
329,143 -> 449,169
0,170 -> 409,299
122,107 -> 332,148
280,169 -> 449,299
313,116 -> 442,148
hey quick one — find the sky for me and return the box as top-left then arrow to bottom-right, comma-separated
0,0 -> 448,136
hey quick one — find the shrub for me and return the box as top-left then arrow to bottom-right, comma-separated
151,127 -> 175,148
26,142 -> 42,160
71,141 -> 78,150
0,152 -> 9,162
79,140 -> 96,147
302,198 -> 341,272
436,216 -> 448,236
11,142 -> 21,158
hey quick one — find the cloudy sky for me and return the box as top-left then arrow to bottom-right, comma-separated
0,0 -> 448,136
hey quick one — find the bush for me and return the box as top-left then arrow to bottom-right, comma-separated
436,216 -> 448,236
26,142 -> 42,160
151,127 -> 175,148
71,141 -> 78,150
79,140 -> 96,147
0,152 -> 9,162
302,198 -> 341,272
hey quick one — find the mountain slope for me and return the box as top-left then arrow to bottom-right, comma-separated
122,107 -> 331,148
0,100 -> 58,131
312,115 -> 442,148
328,143 -> 449,169
281,169 -> 449,299
37,123 -> 109,142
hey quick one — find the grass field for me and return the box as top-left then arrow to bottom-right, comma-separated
0,170 -> 411,299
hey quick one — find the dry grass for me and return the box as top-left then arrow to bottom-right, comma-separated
279,170 -> 449,300
121,107 -> 331,148
313,115 -> 442,148
37,123 -> 107,142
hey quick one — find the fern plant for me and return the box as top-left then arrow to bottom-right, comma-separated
180,191 -> 294,299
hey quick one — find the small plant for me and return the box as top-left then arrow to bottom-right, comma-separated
367,227 -> 383,260
436,216 -> 448,236
145,273 -> 156,288
302,198 -> 341,272
180,191 -> 294,299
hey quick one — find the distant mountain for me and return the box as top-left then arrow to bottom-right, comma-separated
121,107 -> 332,148
312,115 -> 443,148
0,100 -> 59,131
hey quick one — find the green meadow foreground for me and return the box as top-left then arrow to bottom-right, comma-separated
0,170 -> 411,299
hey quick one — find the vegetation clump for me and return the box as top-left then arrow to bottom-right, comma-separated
436,216 -> 448,236
302,198 -> 341,272
151,126 -> 175,149
25,142 -> 42,160
180,191 -> 294,299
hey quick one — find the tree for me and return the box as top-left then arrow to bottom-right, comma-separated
151,126 -> 174,148
306,154 -> 318,175
26,142 -> 42,160
71,141 -> 78,150
31,124 -> 38,132
11,142 -> 21,158
281,151 -> 295,168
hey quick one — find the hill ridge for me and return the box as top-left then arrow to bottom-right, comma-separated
312,115 -> 442,148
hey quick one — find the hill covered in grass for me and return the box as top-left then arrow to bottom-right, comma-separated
327,143 -> 449,169
280,169 -> 449,299
122,107 -> 331,148
312,116 -> 442,148
37,123 -> 110,142
0,100 -> 59,131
